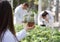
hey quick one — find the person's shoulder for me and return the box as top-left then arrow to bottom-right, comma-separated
3,29 -> 17,42
4,29 -> 13,36
15,5 -> 22,11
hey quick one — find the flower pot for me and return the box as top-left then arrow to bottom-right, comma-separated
28,22 -> 34,27
27,15 -> 34,27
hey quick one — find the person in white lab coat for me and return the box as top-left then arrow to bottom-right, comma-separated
0,1 -> 34,42
14,3 -> 29,24
38,10 -> 54,27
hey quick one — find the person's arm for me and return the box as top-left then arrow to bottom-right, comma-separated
16,25 -> 35,41
49,15 -> 54,27
16,29 -> 27,41
45,14 -> 54,27
49,15 -> 54,23
46,10 -> 54,24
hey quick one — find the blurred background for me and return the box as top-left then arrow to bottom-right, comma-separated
3,0 -> 60,28
13,0 -> 60,28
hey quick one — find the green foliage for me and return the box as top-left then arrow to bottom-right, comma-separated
42,0 -> 48,10
13,0 -> 38,10
15,25 -> 60,42
19,0 -> 28,4
13,0 -> 18,9
15,24 -> 23,32
30,9 -> 38,14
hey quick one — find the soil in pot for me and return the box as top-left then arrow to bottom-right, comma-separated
27,22 -> 34,27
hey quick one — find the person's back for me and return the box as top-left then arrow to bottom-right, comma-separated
2,29 -> 27,42
2,29 -> 18,42
14,3 -> 28,24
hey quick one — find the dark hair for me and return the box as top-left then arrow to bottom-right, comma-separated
23,2 -> 29,7
42,11 -> 48,17
0,1 -> 15,42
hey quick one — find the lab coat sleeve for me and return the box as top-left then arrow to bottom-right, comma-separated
46,10 -> 54,24
46,11 -> 54,27
45,15 -> 54,27
48,15 -> 54,27
16,29 -> 27,41
48,11 -> 54,24
49,16 -> 54,23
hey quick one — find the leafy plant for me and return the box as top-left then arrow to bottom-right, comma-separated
15,25 -> 60,42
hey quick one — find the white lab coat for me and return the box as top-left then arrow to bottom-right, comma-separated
2,29 -> 27,42
38,10 -> 54,27
14,5 -> 28,24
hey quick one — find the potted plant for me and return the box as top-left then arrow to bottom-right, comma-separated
27,13 -> 35,27
23,15 -> 28,23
